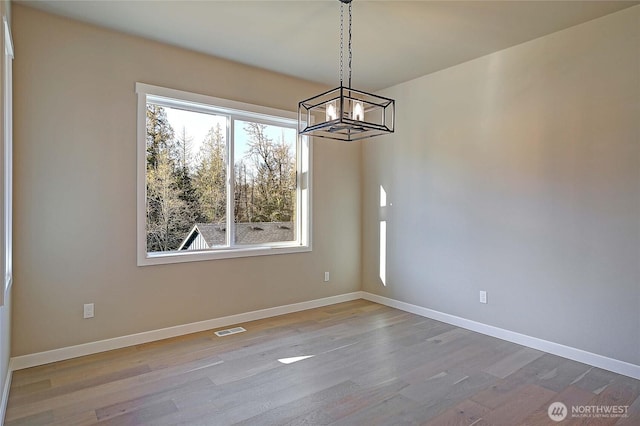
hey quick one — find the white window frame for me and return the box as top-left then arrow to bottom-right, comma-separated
1,16 -> 13,303
136,83 -> 312,266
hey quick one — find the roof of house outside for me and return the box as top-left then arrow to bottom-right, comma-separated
179,222 -> 295,250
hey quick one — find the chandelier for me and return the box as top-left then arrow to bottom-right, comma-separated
298,0 -> 395,142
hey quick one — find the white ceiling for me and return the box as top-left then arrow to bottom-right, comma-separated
16,0 -> 639,91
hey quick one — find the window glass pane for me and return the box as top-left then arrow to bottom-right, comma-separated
233,120 -> 297,245
145,103 -> 228,253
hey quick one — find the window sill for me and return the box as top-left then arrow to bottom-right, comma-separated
137,244 -> 311,266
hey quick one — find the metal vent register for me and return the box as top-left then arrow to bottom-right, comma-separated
214,327 -> 247,337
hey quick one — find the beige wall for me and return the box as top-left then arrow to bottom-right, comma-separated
12,4 -> 362,356
362,6 -> 640,365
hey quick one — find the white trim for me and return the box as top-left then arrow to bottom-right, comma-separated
10,292 -> 363,371
0,13 -> 12,423
361,292 -> 640,380
0,362 -> 11,425
3,15 -> 12,298
136,83 -> 297,123
136,84 -> 147,266
3,17 -> 12,59
10,291 -> 638,380
141,245 -> 312,266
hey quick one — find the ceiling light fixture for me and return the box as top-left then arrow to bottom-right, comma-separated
298,0 -> 395,142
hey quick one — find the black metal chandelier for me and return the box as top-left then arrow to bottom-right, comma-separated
298,0 -> 395,142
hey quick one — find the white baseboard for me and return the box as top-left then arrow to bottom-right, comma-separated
10,292 -> 363,371
361,292 -> 640,380
9,291 -> 639,382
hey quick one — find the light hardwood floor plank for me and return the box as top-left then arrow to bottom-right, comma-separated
424,398 -> 491,426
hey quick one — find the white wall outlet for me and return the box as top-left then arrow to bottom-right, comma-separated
479,291 -> 487,304
83,303 -> 94,319
324,271 -> 330,282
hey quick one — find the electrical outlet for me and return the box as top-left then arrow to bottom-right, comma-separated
83,303 -> 94,319
324,272 -> 330,282
479,291 -> 487,304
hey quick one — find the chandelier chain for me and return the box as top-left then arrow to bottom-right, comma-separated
348,1 -> 352,88
339,2 -> 344,86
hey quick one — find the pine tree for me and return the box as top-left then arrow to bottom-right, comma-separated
234,160 -> 248,222
194,124 -> 227,224
175,126 -> 194,174
146,104 -> 176,169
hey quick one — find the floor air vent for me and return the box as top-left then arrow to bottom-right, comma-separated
214,327 -> 246,337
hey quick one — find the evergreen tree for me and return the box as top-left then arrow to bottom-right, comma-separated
194,124 -> 227,224
146,104 -> 176,169
234,160 -> 249,222
175,126 -> 194,173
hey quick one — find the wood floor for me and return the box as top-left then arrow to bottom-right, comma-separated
5,300 -> 640,425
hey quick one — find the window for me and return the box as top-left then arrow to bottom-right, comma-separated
136,83 -> 311,265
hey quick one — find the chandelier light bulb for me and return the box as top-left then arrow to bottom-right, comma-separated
326,101 -> 338,121
353,101 -> 364,121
